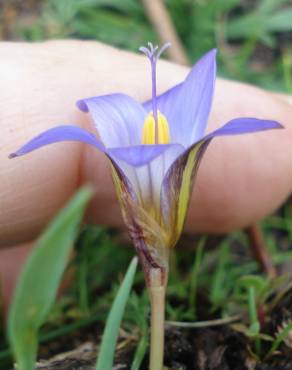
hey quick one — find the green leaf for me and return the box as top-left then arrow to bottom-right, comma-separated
210,242 -> 230,307
75,8 -> 155,50
8,186 -> 92,370
267,321 -> 292,357
130,332 -> 148,370
95,0 -> 143,15
258,0 -> 288,13
226,1 -> 292,46
189,236 -> 206,316
226,13 -> 266,40
237,275 -> 267,294
95,257 -> 138,370
248,322 -> 260,336
267,10 -> 292,32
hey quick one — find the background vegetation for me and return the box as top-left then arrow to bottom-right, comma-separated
0,0 -> 292,369
1,0 -> 292,90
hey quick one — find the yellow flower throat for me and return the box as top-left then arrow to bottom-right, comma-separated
141,111 -> 170,145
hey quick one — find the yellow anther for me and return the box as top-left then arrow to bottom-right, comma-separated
142,111 -> 170,145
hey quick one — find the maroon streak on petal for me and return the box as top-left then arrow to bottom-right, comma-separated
161,138 -> 211,247
110,160 -> 167,275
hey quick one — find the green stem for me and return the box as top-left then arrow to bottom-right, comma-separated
248,286 -> 257,325
148,268 -> 167,370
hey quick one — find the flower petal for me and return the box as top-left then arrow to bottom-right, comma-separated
205,117 -> 283,138
77,93 -> 147,147
112,158 -> 170,270
9,125 -> 104,158
161,139 -> 210,247
143,83 -> 181,114
110,146 -> 184,270
161,117 -> 283,246
144,49 -> 217,146
107,143 -> 183,167
111,144 -> 184,203
110,162 -> 164,269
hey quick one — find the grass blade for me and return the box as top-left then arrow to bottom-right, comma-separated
7,186 -> 92,370
130,332 -> 148,370
189,236 -> 206,316
95,256 -> 138,370
266,321 -> 292,358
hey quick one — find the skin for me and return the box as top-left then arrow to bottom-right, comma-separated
1,40 -> 292,308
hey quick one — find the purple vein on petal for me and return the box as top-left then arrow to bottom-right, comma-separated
9,125 -> 105,158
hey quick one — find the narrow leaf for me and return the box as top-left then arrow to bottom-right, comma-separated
8,186 -> 92,370
267,10 -> 292,32
267,321 -> 292,357
95,257 -> 138,370
130,333 -> 148,370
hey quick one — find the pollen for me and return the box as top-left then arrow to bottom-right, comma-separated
142,111 -> 170,145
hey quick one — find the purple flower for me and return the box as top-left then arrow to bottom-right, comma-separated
10,43 -> 282,275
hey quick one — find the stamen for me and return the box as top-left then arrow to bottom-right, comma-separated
139,42 -> 171,144
142,111 -> 170,145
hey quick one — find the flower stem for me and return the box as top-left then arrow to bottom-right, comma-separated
148,267 -> 167,370
246,224 -> 276,278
